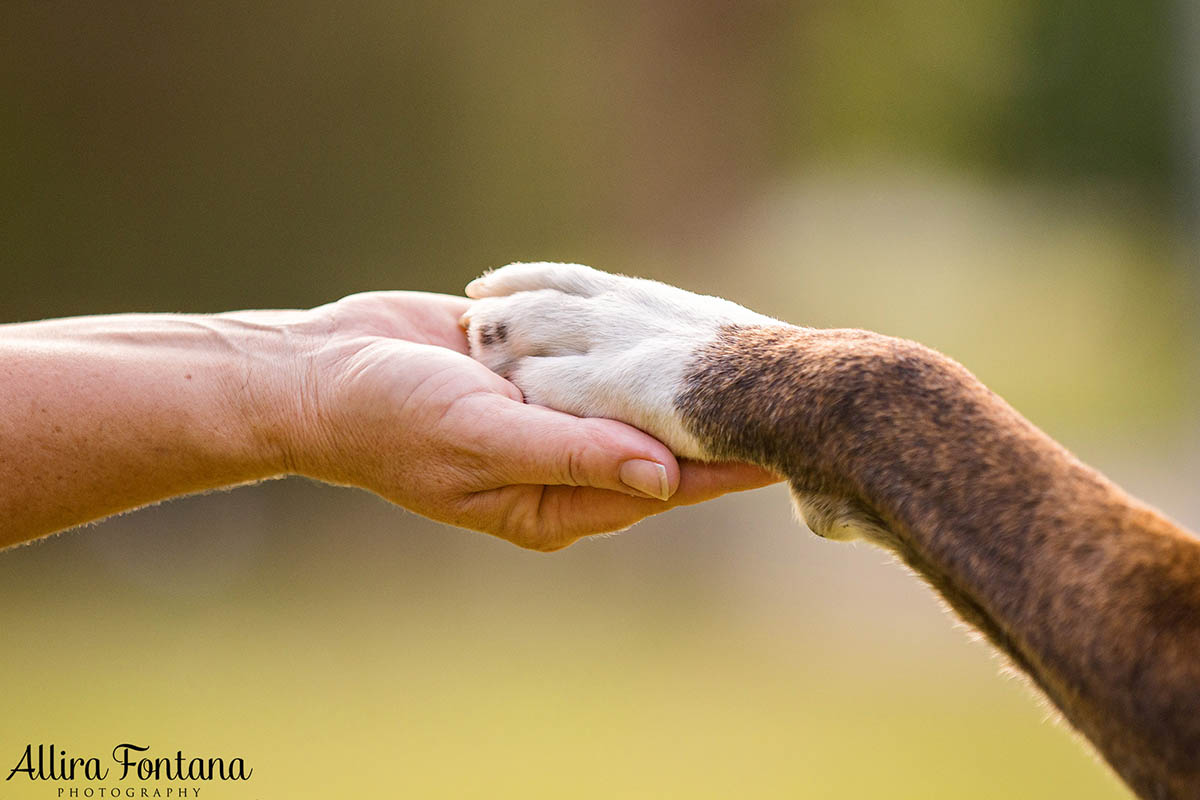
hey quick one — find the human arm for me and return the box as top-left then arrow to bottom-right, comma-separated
0,291 -> 777,550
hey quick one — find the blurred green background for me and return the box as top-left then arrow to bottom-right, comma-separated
2,1 -> 1198,797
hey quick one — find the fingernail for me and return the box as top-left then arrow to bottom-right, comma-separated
619,459 -> 671,501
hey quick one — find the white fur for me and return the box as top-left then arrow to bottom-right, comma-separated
464,262 -> 894,543
463,262 -> 778,460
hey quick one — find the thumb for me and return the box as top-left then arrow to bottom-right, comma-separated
481,399 -> 682,500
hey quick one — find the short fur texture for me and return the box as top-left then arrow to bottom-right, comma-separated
464,262 -> 1200,799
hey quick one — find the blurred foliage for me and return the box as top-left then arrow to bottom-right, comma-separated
775,0 -> 1174,185
0,0 -> 1186,316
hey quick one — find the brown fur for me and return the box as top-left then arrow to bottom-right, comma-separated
678,325 -> 1200,799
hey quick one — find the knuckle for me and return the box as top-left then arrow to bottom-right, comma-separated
499,490 -> 575,553
559,424 -> 611,488
515,524 -> 568,553
564,444 -> 589,488
500,495 -> 552,552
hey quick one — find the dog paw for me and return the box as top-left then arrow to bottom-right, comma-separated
462,262 -> 778,459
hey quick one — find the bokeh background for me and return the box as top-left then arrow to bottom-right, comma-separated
2,1 -> 1198,797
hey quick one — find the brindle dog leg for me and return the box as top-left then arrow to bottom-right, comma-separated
464,262 -> 1200,799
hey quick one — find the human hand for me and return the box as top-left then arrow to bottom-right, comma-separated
282,291 -> 778,550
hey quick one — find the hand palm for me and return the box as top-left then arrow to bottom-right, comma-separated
292,291 -> 776,550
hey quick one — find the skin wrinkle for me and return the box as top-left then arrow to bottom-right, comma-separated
1,289 -> 777,558
676,323 -> 1200,799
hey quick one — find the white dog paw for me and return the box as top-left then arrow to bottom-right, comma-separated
462,262 -> 779,460
466,261 -> 620,299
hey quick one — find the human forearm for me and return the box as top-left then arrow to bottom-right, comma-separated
0,312 -> 300,546
0,293 -> 775,550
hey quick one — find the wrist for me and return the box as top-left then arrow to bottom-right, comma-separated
0,311 -> 327,539
209,309 -> 326,479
